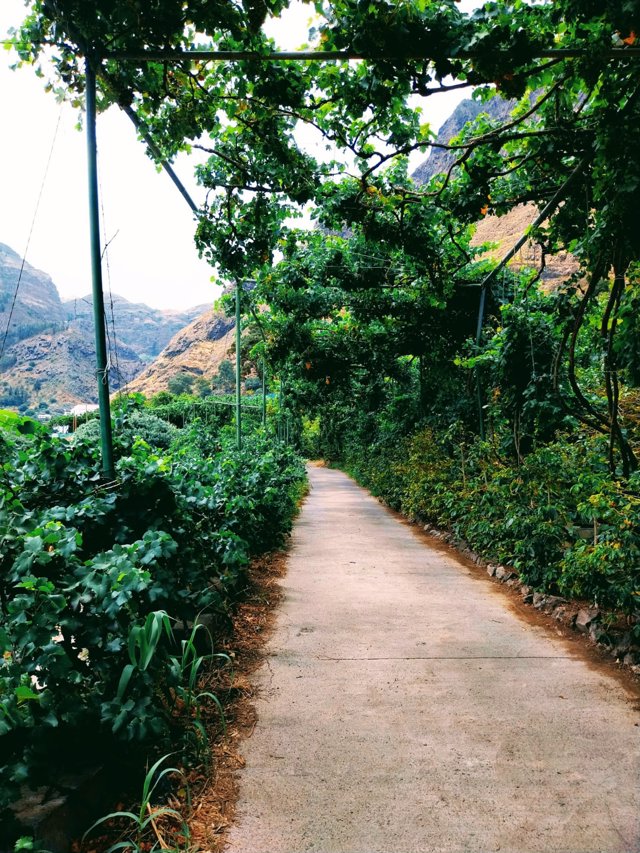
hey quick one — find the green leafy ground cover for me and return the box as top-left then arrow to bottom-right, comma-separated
0,405 -> 305,817
0,410 -> 45,437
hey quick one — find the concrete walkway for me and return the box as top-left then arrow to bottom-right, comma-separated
225,466 -> 640,853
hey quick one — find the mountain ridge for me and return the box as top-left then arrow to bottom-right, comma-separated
412,97 -> 578,285
0,243 -> 223,413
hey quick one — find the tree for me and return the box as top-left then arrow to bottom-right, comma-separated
244,376 -> 262,392
213,359 -> 235,393
167,372 -> 195,395
193,376 -> 213,397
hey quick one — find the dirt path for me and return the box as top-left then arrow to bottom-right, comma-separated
225,466 -> 640,853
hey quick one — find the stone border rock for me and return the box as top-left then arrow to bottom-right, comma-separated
421,522 -> 640,679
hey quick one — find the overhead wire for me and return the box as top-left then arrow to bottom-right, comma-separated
0,105 -> 63,363
101,223 -> 125,395
98,164 -> 125,398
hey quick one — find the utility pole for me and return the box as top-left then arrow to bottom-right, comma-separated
235,279 -> 242,450
278,376 -> 285,443
474,285 -> 488,441
85,57 -> 115,479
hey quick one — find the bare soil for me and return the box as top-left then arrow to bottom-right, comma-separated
186,550 -> 289,853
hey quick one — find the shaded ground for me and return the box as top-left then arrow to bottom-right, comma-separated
223,466 -> 640,853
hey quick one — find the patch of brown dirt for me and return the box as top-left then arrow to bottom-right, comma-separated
186,551 -> 288,853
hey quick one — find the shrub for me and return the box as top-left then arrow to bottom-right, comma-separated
74,410 -> 178,450
0,425 -> 306,812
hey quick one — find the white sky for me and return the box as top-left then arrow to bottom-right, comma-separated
0,0 -> 475,310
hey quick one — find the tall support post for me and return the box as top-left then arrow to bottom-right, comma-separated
235,279 -> 242,449
85,58 -> 115,479
475,284 -> 487,441
261,359 -> 267,427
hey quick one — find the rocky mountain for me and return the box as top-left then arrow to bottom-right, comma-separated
0,323 -> 144,411
413,96 -> 516,185
0,243 -> 214,412
413,96 -> 578,286
125,309 -> 236,398
63,294 -> 207,365
0,243 -> 67,348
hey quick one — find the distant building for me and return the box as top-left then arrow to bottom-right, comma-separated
66,403 -> 99,416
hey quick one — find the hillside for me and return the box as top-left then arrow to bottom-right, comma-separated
0,243 -> 211,412
413,96 -> 516,185
471,203 -> 578,286
125,309 -> 236,397
1,324 -> 144,411
413,97 -> 578,286
62,294 -> 207,364
0,243 -> 66,348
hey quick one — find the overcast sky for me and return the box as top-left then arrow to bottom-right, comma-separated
0,1 -> 474,310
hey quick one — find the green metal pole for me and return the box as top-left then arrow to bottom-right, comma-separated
235,280 -> 242,449
419,353 -> 425,418
85,57 -> 115,479
475,284 -> 487,441
261,358 -> 267,427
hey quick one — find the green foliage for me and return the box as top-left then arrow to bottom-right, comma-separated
150,391 -> 173,407
149,395 -> 234,434
11,0 -> 640,471
0,417 -> 305,814
84,754 -> 190,853
166,623 -> 231,759
49,410 -> 97,432
193,376 -> 213,398
167,373 -> 195,396
300,416 -> 322,459
213,359 -> 235,393
7,3 -> 640,817
0,411 -> 45,437
462,289 -> 577,457
74,409 -> 178,451
12,839 -> 51,853
0,384 -> 29,408
614,270 -> 640,387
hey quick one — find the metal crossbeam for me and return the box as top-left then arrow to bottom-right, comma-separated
101,47 -> 640,63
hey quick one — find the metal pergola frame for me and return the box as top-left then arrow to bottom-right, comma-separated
83,42 -> 640,476
100,47 -> 640,61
